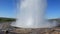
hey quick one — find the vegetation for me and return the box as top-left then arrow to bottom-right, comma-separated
0,17 -> 16,22
0,17 -> 60,23
48,18 -> 60,23
48,18 -> 60,27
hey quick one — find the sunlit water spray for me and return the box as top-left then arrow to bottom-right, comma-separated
11,0 -> 57,28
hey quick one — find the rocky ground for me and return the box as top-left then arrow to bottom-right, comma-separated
0,23 -> 60,34
1,27 -> 60,34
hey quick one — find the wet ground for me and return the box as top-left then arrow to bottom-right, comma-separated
0,30 -> 19,34
0,31 -> 17,34
0,27 -> 60,34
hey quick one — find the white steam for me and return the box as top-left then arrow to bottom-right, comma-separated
11,0 -> 57,28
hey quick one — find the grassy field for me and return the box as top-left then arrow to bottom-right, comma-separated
0,17 -> 16,22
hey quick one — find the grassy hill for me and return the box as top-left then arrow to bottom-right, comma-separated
48,18 -> 60,23
0,17 -> 16,22
0,17 -> 60,23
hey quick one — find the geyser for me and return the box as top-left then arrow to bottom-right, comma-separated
11,0 -> 57,28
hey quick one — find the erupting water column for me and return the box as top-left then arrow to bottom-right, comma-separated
11,0 -> 47,28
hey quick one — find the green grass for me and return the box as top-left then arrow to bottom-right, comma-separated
0,17 -> 16,22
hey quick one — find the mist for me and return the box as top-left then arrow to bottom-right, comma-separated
11,0 -> 57,28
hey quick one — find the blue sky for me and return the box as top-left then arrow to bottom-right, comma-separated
46,0 -> 60,19
0,0 -> 60,19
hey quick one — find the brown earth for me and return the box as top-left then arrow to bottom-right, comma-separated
8,27 -> 60,34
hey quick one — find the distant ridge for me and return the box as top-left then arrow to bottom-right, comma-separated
0,17 -> 16,22
0,17 -> 60,23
